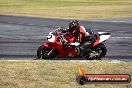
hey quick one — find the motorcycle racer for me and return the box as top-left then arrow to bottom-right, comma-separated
58,20 -> 96,57
60,20 -> 95,46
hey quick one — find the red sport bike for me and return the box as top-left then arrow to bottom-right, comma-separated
37,28 -> 110,60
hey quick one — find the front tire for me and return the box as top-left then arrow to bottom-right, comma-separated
37,46 -> 57,59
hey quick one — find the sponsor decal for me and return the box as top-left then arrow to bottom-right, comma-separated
76,66 -> 131,85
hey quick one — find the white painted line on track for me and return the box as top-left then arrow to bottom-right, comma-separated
67,60 -> 131,62
89,20 -> 132,24
108,60 -> 121,63
111,37 -> 132,39
7,60 -> 19,61
4,59 -> 132,62
69,60 -> 98,62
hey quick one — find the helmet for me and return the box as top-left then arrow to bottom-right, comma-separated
69,20 -> 80,33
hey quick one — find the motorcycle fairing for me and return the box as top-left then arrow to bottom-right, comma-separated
98,32 -> 111,43
42,41 -> 77,58
47,32 -> 56,42
92,32 -> 110,47
92,38 -> 100,47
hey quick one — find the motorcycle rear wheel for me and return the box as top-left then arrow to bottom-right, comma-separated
95,44 -> 107,60
86,43 -> 107,60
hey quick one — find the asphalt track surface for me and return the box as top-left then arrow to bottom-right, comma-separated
0,15 -> 132,61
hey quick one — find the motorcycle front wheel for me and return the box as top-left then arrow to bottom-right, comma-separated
37,46 -> 57,59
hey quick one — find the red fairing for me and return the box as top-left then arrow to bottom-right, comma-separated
92,38 -> 100,47
66,46 -> 78,58
80,26 -> 91,36
42,36 -> 77,58
64,32 -> 76,42
79,26 -> 92,42
42,43 -> 53,49
62,33 -> 78,58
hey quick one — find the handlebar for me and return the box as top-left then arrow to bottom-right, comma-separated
59,35 -> 67,43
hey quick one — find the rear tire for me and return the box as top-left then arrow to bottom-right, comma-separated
37,46 -> 57,59
95,44 -> 107,60
86,44 -> 107,60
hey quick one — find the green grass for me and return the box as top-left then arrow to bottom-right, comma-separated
0,60 -> 131,88
0,0 -> 132,19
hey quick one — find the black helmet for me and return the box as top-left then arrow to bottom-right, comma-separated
69,20 -> 80,33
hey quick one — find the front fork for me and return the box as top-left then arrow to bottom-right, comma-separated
47,48 -> 55,56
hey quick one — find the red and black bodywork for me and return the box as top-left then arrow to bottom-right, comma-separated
37,27 -> 110,60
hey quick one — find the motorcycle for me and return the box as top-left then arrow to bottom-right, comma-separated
37,28 -> 110,60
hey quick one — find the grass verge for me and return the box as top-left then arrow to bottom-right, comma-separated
0,60 -> 131,88
0,0 -> 132,19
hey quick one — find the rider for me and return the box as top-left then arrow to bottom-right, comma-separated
61,20 -> 95,47
60,20 -> 96,57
